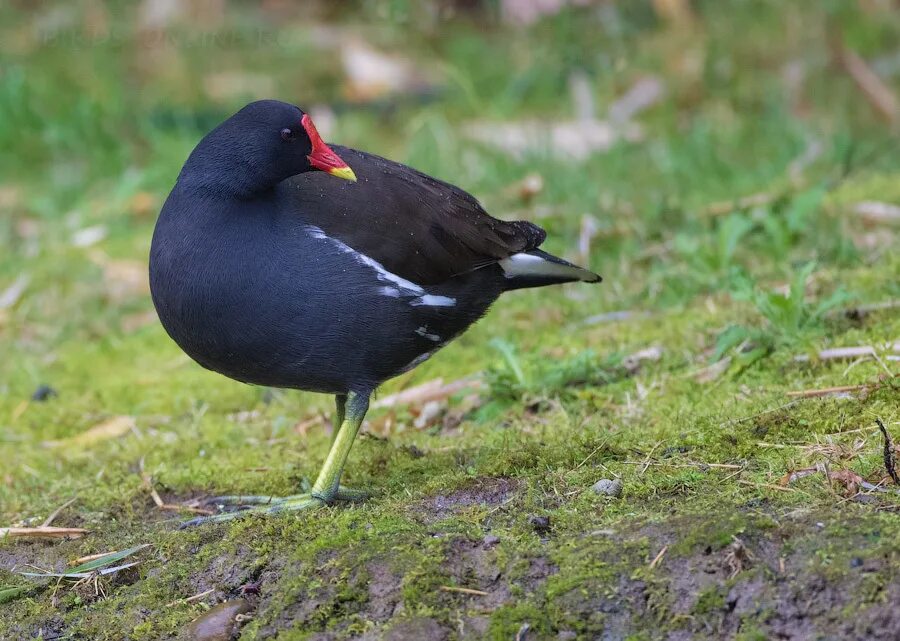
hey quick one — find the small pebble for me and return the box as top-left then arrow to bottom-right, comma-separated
850,557 -> 864,568
528,515 -> 551,534
482,534 -> 500,548
186,599 -> 252,641
591,478 -> 623,497
31,384 -> 58,402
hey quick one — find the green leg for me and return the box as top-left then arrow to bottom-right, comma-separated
182,391 -> 370,528
312,392 -> 368,502
331,393 -> 347,446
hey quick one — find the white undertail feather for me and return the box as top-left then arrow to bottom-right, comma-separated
499,252 -> 599,282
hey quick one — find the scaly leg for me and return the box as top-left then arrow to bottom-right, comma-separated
182,390 -> 370,527
331,393 -> 347,446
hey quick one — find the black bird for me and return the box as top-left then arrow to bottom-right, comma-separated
150,100 -> 600,524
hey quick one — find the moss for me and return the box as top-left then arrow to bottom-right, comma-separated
2,2 -> 899,639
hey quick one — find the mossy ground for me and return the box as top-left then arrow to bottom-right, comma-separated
1,2 -> 898,640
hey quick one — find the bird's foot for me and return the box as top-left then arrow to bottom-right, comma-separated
180,486 -> 369,528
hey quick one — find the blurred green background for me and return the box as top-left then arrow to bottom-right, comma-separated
0,2 -> 898,639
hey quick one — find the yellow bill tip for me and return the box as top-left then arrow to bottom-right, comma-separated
328,166 -> 357,182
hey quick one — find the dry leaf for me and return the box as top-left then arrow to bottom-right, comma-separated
373,377 -> 482,410
44,415 -> 136,448
608,76 -> 665,123
120,309 -> 158,333
779,465 -> 821,486
103,259 -> 149,302
71,225 -> 107,248
829,468 -> 864,495
501,0 -> 591,26
693,357 -> 732,383
0,275 -> 29,310
204,72 -> 276,102
623,346 -> 663,374
653,0 -> 694,25
465,119 -> 643,161
853,201 -> 900,225
129,191 -> 157,218
413,400 -> 446,430
341,40 -> 434,102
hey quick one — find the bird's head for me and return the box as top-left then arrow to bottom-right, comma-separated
181,100 -> 356,197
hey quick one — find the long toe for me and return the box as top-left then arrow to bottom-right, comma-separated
333,486 -> 370,502
180,494 -> 324,528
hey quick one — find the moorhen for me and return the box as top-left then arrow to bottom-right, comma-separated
149,100 -> 600,525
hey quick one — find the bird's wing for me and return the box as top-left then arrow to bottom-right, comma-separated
278,145 -> 546,285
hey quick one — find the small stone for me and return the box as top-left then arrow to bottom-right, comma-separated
850,557 -> 864,568
186,599 -> 252,641
404,444 -> 425,459
528,515 -> 551,534
31,384 -> 58,402
591,478 -> 623,497
482,534 -> 500,548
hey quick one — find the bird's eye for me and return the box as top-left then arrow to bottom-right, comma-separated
280,128 -> 295,142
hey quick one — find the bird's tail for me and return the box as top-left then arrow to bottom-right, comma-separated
498,250 -> 601,291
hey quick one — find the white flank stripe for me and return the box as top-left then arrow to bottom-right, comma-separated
305,225 -> 457,308
411,295 -> 456,307
305,225 -> 424,294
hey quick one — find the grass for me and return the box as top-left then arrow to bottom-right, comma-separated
1,1 -> 898,639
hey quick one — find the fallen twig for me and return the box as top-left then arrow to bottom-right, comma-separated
785,380 -> 890,398
140,458 -> 213,515
639,443 -> 662,475
1,527 -> 88,539
737,479 -> 803,493
621,460 -> 743,470
831,28 -> 899,123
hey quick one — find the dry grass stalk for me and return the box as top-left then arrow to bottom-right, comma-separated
165,588 -> 215,607
702,192 -> 774,217
785,373 -> 896,398
373,377 -> 482,410
831,31 -> 899,123
440,586 -> 489,596
648,545 -> 668,570
42,497 -> 78,527
1,527 -> 87,539
725,537 -> 754,578
854,202 -> 900,225
793,346 -> 876,362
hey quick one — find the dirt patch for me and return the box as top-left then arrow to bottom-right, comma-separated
529,508 -> 900,639
365,558 -> 404,622
442,537 -> 510,609
382,616 -> 452,641
417,477 -> 520,523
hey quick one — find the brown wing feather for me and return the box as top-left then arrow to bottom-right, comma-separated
278,145 -> 546,285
